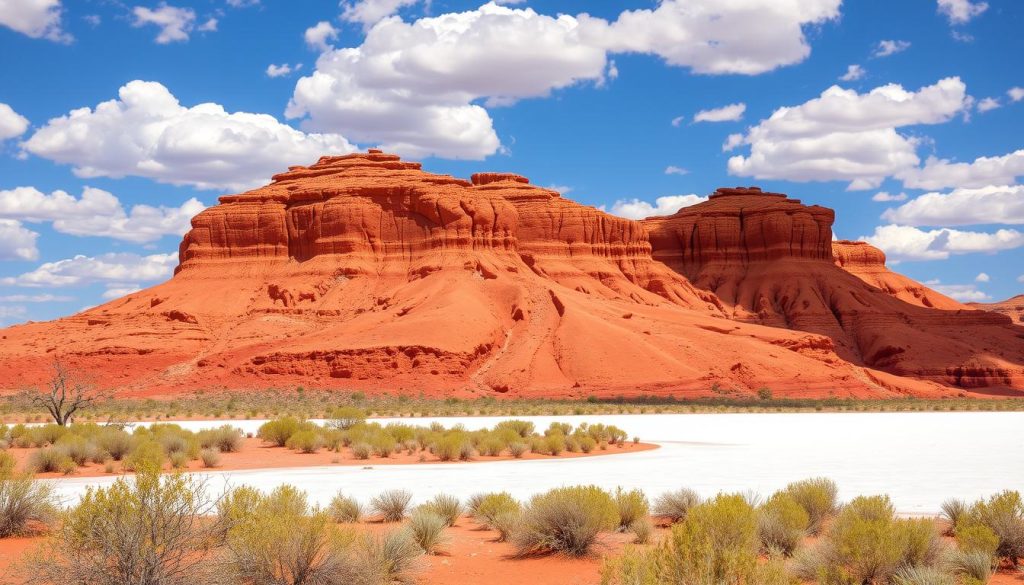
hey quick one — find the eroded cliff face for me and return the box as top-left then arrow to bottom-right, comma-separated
970,295 -> 1024,325
832,241 -> 965,310
0,154 -> 1021,398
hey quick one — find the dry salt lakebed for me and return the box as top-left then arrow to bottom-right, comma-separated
42,412 -> 1024,515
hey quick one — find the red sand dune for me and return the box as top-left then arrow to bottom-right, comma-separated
0,152 -> 1021,398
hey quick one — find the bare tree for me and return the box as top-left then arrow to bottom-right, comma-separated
28,360 -> 107,426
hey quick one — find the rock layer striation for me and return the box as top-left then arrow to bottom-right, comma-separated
0,154 -> 1022,398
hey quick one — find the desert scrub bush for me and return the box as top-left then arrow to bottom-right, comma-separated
797,495 -> 946,585
0,465 -> 57,537
371,433 -> 398,458
941,498 -> 968,535
890,566 -> 955,585
327,406 -> 367,430
758,491 -> 810,555
945,550 -> 993,585
614,488 -> 649,530
601,494 -> 760,584
169,451 -> 189,470
372,489 -> 413,522
257,416 -> 308,447
495,419 -> 534,438
474,492 -> 521,525
430,433 -> 471,462
960,490 -> 1024,565
224,488 -> 370,585
124,438 -> 165,472
96,427 -> 133,460
629,517 -> 654,544
408,509 -> 449,554
513,485 -> 617,556
285,429 -> 323,454
199,447 -> 220,468
351,442 -> 372,459
578,435 -> 597,453
478,436 -> 505,457
365,528 -> 424,584
955,522 -> 999,557
783,477 -> 838,535
422,494 -> 461,527
543,434 -> 566,456
465,493 -> 486,516
22,469 -> 221,585
28,446 -> 75,474
508,441 -> 528,458
328,492 -> 363,523
653,488 -> 701,523
197,424 -> 242,453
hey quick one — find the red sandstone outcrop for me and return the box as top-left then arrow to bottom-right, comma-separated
0,156 -> 1021,398
832,240 -> 965,310
970,295 -> 1024,324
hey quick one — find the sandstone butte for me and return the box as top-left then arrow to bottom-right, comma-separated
0,151 -> 1021,399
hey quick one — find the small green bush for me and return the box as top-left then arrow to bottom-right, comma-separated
29,447 -> 75,474
962,490 -> 1024,564
474,492 -> 521,527
891,566 -> 955,585
351,442 -> 371,459
783,477 -> 838,535
758,491 -> 810,555
0,466 -> 57,537
407,509 -> 448,554
328,492 -> 363,523
614,488 -> 649,530
543,434 -> 565,456
513,485 -> 617,556
169,451 -> 189,469
945,549 -> 993,585
285,429 -> 322,453
629,517 -> 654,544
200,448 -> 220,468
422,494 -> 461,527
257,416 -> 305,447
508,442 -> 528,458
328,407 -> 367,430
372,489 -> 413,522
124,439 -> 165,473
653,488 -> 701,523
941,498 -> 968,534
365,529 -> 424,584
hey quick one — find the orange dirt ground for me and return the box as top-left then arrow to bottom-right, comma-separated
1,519 -> 1021,585
7,437 -> 657,479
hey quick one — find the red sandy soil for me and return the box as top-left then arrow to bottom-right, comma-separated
7,437 -> 657,479
0,152 -> 1021,398
1,518 -> 1021,585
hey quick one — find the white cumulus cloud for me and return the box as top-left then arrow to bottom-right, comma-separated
0,0 -> 70,42
0,252 -> 178,287
132,4 -> 197,44
975,272 -> 990,282
727,77 -> 970,190
900,149 -> 1024,190
0,219 -> 38,261
0,186 -> 204,242
937,0 -> 988,24
872,191 -> 908,202
605,194 -> 707,220
342,0 -> 421,27
860,224 -> 1024,262
22,80 -> 355,191
266,63 -> 301,78
925,280 -> 991,302
304,21 -> 338,51
693,103 -> 746,123
977,97 -> 1000,112
0,103 -> 30,141
664,165 -> 689,176
874,40 -> 910,58
880,185 -> 1024,227
839,64 -> 865,81
1009,87 -> 1024,102
289,0 -> 841,159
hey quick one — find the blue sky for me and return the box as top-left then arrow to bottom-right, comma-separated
0,0 -> 1021,324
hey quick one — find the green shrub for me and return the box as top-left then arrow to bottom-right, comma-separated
407,509 -> 448,554
285,429 -> 322,453
431,434 -> 469,462
603,494 -> 759,584
956,522 -> 999,557
328,407 -> 367,430
29,447 -> 75,474
124,439 -> 165,473
653,488 -> 701,523
474,492 -> 521,526
962,490 -> 1024,564
328,492 -> 363,523
578,436 -> 597,453
614,488 -> 649,530
945,550 -> 993,585
422,494 -> 461,527
257,416 -> 305,447
508,442 -> 528,458
371,433 -> 397,458
630,517 -> 654,544
365,529 -> 424,584
758,491 -> 810,555
372,489 -> 412,522
351,442 -> 371,459
543,434 -> 565,456
941,498 -> 968,535
200,448 -> 220,468
513,485 -> 617,556
491,509 -> 522,543
96,428 -> 133,461
24,469 -> 221,584
783,477 -> 838,535
479,436 -> 505,457
197,425 -> 242,453
169,451 -> 189,469
495,420 -> 534,438
891,566 -> 955,585
0,467 -> 57,537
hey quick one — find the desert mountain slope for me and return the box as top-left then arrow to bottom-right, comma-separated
0,154 -> 1021,398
